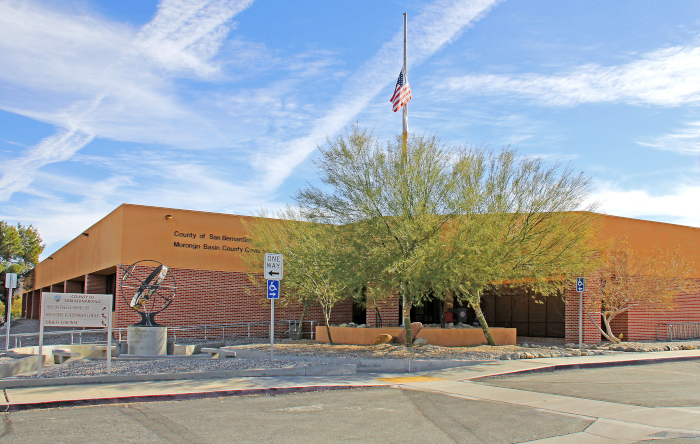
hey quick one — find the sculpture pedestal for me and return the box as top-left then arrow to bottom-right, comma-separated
127,326 -> 167,355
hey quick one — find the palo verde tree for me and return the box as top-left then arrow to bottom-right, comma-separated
296,126 -> 599,346
295,126 -> 486,346
587,234 -> 693,343
242,209 -> 356,344
439,147 -> 600,345
0,222 -> 45,320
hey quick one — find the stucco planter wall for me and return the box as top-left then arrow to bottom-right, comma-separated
315,326 -> 516,346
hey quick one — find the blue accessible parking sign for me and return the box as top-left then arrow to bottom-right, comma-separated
267,280 -> 280,299
576,277 -> 585,292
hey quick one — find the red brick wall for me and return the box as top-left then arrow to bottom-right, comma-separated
610,311 -> 628,339
113,265 -> 354,333
366,295 -> 400,327
627,279 -> 700,341
64,280 -> 84,293
565,272 -> 602,344
85,274 -> 107,295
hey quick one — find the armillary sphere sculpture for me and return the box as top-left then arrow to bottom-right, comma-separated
119,260 -> 177,326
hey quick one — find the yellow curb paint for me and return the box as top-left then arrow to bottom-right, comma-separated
377,376 -> 445,383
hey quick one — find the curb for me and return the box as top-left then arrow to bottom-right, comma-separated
0,383 -> 385,412
0,364 -> 357,389
466,354 -> 700,381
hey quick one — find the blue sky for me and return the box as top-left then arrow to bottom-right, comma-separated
1,0 -> 700,258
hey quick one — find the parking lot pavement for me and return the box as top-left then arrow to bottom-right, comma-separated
476,361 -> 700,408
0,387 -> 592,444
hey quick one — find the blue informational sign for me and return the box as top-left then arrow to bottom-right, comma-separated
576,277 -> 585,292
267,280 -> 280,299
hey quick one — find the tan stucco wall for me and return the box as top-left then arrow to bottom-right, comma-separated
33,205 -> 124,289
597,214 -> 700,277
32,204 -> 264,289
31,206 -> 700,291
118,204 -> 261,273
315,326 -> 517,346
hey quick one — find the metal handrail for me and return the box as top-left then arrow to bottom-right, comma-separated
1,320 -> 318,350
656,322 -> 700,341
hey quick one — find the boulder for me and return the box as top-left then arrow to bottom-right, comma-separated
522,343 -> 529,348
396,322 -> 423,343
339,323 -> 348,328
413,337 -> 428,346
565,343 -> 576,349
571,350 -> 581,356
373,334 -> 395,345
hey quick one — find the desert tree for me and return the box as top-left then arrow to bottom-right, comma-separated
587,234 -> 694,343
242,209 -> 356,344
292,125 -> 598,346
1,222 -> 44,321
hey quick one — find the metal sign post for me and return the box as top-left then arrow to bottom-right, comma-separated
4,273 -> 17,352
267,280 -> 280,359
576,277 -> 585,349
264,253 -> 283,360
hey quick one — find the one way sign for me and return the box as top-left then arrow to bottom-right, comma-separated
264,253 -> 284,280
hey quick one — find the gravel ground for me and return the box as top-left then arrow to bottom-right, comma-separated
12,357 -> 317,379
232,341 -> 555,360
231,337 -> 700,361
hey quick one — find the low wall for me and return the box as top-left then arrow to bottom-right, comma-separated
7,344 -> 114,360
315,326 -> 517,346
315,327 -> 406,345
417,327 -> 516,346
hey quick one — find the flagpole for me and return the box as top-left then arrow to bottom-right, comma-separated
402,12 -> 408,142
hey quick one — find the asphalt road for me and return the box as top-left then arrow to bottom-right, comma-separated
0,387 -> 591,444
3,361 -> 700,443
480,360 -> 700,408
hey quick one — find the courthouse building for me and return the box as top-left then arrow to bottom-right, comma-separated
21,204 -> 700,344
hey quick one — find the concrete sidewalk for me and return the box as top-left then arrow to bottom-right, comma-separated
1,348 -> 699,414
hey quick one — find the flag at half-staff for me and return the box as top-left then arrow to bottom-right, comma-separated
390,68 -> 412,112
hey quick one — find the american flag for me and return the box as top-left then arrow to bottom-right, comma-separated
390,68 -> 411,112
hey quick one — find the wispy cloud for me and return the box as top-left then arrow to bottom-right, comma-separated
0,0 -> 253,202
443,45 -> 700,107
588,182 -> 700,228
137,0 -> 254,77
639,121 -> 700,154
0,129 -> 93,201
256,0 -> 502,188
0,0 -> 503,255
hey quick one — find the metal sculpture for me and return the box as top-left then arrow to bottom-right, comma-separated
119,260 -> 177,326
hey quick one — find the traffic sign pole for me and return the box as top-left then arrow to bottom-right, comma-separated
4,273 -> 17,352
270,297 -> 274,359
264,254 -> 283,359
576,277 -> 585,349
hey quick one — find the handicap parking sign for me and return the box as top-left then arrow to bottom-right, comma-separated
267,280 -> 280,299
576,277 -> 585,292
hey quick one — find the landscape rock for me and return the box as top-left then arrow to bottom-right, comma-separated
396,322 -> 423,343
571,350 -> 581,356
373,334 -> 395,345
413,337 -> 428,346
